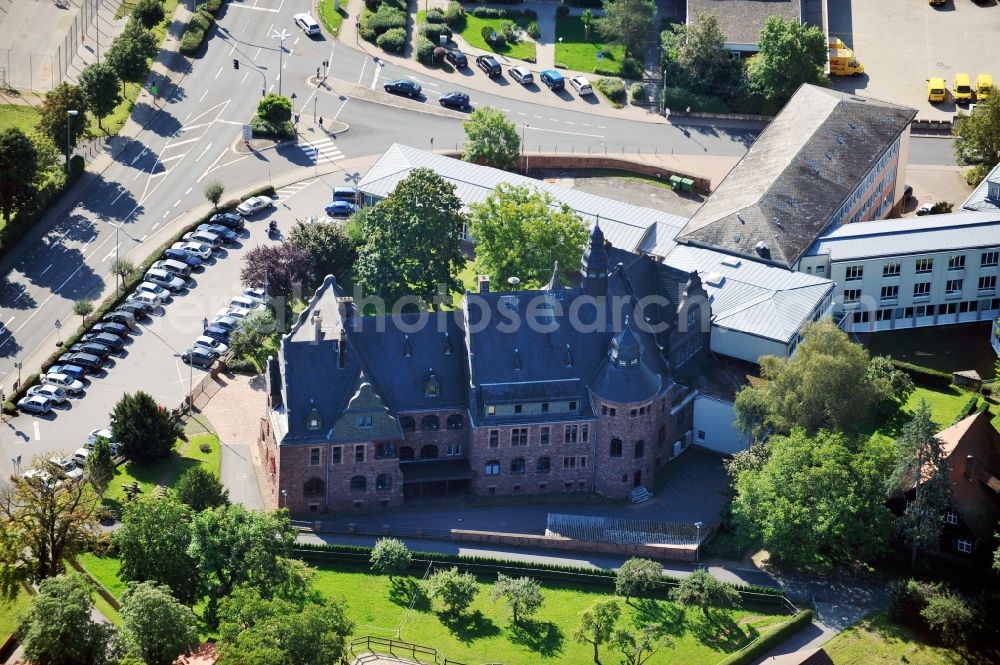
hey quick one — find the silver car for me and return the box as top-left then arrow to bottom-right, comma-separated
183,229 -> 222,248
48,457 -> 84,481
42,372 -> 85,395
145,268 -> 186,292
27,384 -> 69,404
509,66 -> 534,85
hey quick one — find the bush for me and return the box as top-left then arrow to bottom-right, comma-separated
595,77 -> 626,108
225,358 -> 257,375
425,8 -> 445,23
204,0 -> 222,15
365,0 -> 406,9
620,56 -> 643,80
481,24 -> 494,42
470,6 -> 526,19
249,116 -> 295,140
366,4 -> 406,36
421,23 -> 452,42
526,20 -> 540,38
717,611 -> 813,665
889,360 -> 953,389
964,163 -> 992,187
443,1 -> 464,26
376,27 -> 407,53
556,4 -> 570,18
179,27 -> 206,54
433,46 -> 447,62
629,81 -> 646,103
191,9 -> 213,31
416,35 -> 436,64
492,33 -> 507,49
888,578 -> 942,628
199,442 -> 212,454
663,85 -> 732,114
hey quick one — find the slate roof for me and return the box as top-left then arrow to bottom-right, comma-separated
935,412 -> 1000,542
687,0 -> 800,47
961,161 -> 1000,212
807,210 -> 1000,262
678,85 -> 917,269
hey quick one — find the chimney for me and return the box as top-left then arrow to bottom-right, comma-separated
312,311 -> 323,343
337,297 -> 355,329
338,328 -> 346,368
477,275 -> 490,294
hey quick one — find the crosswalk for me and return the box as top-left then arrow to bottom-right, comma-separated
275,181 -> 313,201
299,137 -> 345,165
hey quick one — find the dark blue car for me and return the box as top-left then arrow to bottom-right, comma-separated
324,200 -> 357,218
47,364 -> 87,381
162,248 -> 203,268
203,324 -> 231,343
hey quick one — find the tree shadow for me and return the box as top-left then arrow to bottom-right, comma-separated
633,597 -> 687,638
0,278 -> 37,310
388,577 -> 429,611
439,609 -> 500,644
688,611 -> 757,653
507,618 -> 564,657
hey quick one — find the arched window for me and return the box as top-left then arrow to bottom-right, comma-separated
376,442 -> 397,459
536,457 -> 551,474
511,458 -> 526,475
420,444 -> 439,459
350,475 -> 366,492
634,440 -> 645,458
421,415 -> 440,431
376,473 -> 392,491
399,446 -> 415,461
400,416 -> 415,433
657,425 -> 666,445
610,439 -> 623,458
303,478 -> 324,497
446,414 -> 464,430
485,459 -> 500,476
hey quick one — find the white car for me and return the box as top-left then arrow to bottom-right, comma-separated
137,281 -> 170,302
236,196 -> 275,216
223,306 -> 252,320
294,12 -> 321,36
42,372 -> 85,395
72,447 -> 90,466
26,384 -> 69,404
126,291 -> 162,310
173,241 -> 213,259
570,76 -> 593,95
240,287 -> 267,304
85,427 -> 115,449
193,335 -> 229,355
48,457 -> 84,481
230,295 -> 266,312
17,395 -> 52,414
509,66 -> 534,85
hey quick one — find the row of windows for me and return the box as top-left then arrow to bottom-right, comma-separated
488,424 -> 589,447
854,276 -> 998,305
850,298 -> 1000,323
599,404 -> 653,417
309,442 -> 462,465
400,415 -> 463,432
829,141 -> 899,227
487,401 -> 578,416
483,456 -> 584,476
846,250 -> 1000,283
302,474 -> 394,496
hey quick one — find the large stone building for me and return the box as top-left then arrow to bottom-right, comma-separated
259,227 -> 715,513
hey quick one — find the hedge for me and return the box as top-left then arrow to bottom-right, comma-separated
469,6 -> 535,19
365,4 -> 406,36
595,77 -> 626,108
953,394 -> 980,424
415,35 -> 436,64
376,27 -> 407,53
425,8 -> 445,23
662,86 -> 732,114
179,11 -> 215,55
619,56 -> 643,80
716,610 -> 813,665
889,359 -> 953,389
421,22 -> 452,42
0,155 -> 84,261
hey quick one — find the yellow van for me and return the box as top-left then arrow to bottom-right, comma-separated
829,50 -> 864,77
953,73 -> 972,104
927,77 -> 946,103
976,74 -> 993,100
928,0 -> 945,5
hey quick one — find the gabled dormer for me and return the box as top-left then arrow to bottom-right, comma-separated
331,377 -> 403,442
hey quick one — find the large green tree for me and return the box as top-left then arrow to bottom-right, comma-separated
354,168 -> 466,305
113,494 -> 203,604
257,93 -> 293,125
111,391 -> 182,462
36,82 -> 88,157
596,0 -> 656,57
731,428 -> 894,566
462,106 -> 521,171
660,14 -> 741,97
468,183 -> 589,288
20,574 -> 116,665
490,574 -> 543,625
217,587 -> 354,665
132,0 -> 165,29
890,401 -> 953,567
611,626 -> 664,665
30,131 -> 65,189
188,504 -> 307,625
174,466 -> 230,512
670,569 -> 740,618
79,62 -> 121,131
746,16 -> 827,101
614,557 -> 661,604
953,94 -> 1000,186
106,18 -> 158,96
85,436 -> 115,496
288,219 -> 358,283
424,566 -> 479,616
118,581 -> 199,665
0,127 -> 38,223
573,599 -> 621,664
369,538 -> 412,580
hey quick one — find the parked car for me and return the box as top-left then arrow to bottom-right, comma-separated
22,469 -> 55,487
194,335 -> 229,354
85,428 -> 118,450
209,212 -> 245,231
509,66 -> 534,85
152,258 -> 192,278
569,76 -> 593,95
46,364 -> 88,382
236,196 -> 275,216
324,200 -> 357,218
198,224 -> 237,243
126,292 -> 162,312
48,457 -> 83,481
331,187 -> 358,204
82,331 -> 126,351
203,324 -> 231,343
540,69 -> 565,91
91,321 -> 131,337
211,315 -> 239,333
163,247 -> 202,268
42,372 -> 85,395
182,347 -> 217,368
445,49 -> 468,69
218,306 -> 250,321
230,295 -> 265,312
145,268 -> 187,292
183,229 -> 222,248
241,287 -> 267,304
293,12 -> 321,35
172,241 -> 213,260
476,55 -> 501,78
27,384 -> 68,404
383,79 -> 421,97
102,310 -> 137,330
63,352 -> 103,374
136,281 -> 171,302
18,395 -> 52,414
115,301 -> 152,319
67,342 -> 111,360
439,92 -> 470,110
72,447 -> 90,466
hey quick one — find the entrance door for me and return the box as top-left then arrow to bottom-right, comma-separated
633,470 -> 642,487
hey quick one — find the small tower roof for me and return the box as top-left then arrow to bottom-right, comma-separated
543,261 -> 563,291
582,221 -> 608,273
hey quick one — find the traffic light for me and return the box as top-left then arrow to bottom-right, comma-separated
233,59 -> 239,69
323,60 -> 329,69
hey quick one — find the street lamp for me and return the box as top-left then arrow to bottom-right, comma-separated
281,488 -> 288,508
521,123 -> 530,174
694,521 -> 703,563
271,28 -> 291,96
65,109 -> 78,173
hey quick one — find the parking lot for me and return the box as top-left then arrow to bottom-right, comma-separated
827,0 -> 1000,120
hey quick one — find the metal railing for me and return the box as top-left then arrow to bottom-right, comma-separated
347,636 -> 467,665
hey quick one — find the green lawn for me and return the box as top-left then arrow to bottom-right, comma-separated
456,15 -> 537,63
0,104 -> 40,134
318,0 -> 345,36
555,16 -> 624,74
825,611 -> 994,665
0,589 -> 32,644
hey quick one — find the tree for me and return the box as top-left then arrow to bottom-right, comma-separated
36,82 -> 88,157
204,179 -> 225,209
228,309 -> 277,360
0,464 -> 101,594
468,183 -> 589,288
573,599 -> 621,664
0,127 -> 38,223
596,0 -> 656,57
241,242 -> 313,296
79,62 -> 121,131
490,574 -> 543,625
111,257 -> 137,291
111,391 -> 182,462
288,218 -> 358,283
257,93 -> 293,125
890,401 -> 953,567
132,0 -> 165,29
424,566 -> 478,616
118,581 -> 199,665
217,587 -> 354,665
920,590 -> 974,647
369,538 -> 412,580
106,18 -> 158,97
462,106 -> 521,171
354,168 -> 466,304
731,428 -> 894,566
614,557 -> 661,604
661,14 -> 741,97
747,16 -> 827,101
953,94 -> 1000,181
74,298 -> 94,325
114,494 -> 202,605
581,9 -> 593,38
29,131 -> 65,189
85,437 -> 115,496
670,569 -> 740,619
175,466 -> 229,512
867,355 -> 915,408
612,626 -> 665,665
21,574 -> 116,665
188,504 -> 306,625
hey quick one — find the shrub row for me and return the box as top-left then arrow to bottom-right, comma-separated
425,8 -> 445,23
421,22 -> 452,43
415,35 -> 436,64
469,6 -> 535,19
376,26 -> 407,53
249,116 -> 295,140
953,394 -> 980,424
595,77 -> 626,108
203,0 -> 223,16
889,359 -> 953,389
365,0 -> 406,10
179,9 -> 214,54
662,86 -> 732,114
717,610 -> 813,665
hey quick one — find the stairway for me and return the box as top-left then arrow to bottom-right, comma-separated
629,486 -> 652,504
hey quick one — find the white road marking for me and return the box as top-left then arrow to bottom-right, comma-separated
294,37 -> 300,46
370,61 -> 382,90
194,142 -> 214,163
582,123 -> 591,127
39,264 -> 52,276
521,124 -> 604,138
275,178 -> 318,201
160,154 -> 186,163
332,96 -> 349,121
214,66 -> 224,80
197,148 -> 231,183
227,2 -> 280,11
164,136 -> 202,149
185,187 -> 192,195
298,137 -> 346,164
33,421 -> 40,441
130,148 -> 147,165
162,211 -> 170,218
533,115 -> 542,119
241,71 -> 249,84
597,125 -> 607,128
548,118 -> 559,122
174,199 -> 182,208
517,112 -> 527,116
199,89 -> 209,102
139,235 -> 147,242
254,47 -> 262,60
5,316 -> 15,327
565,121 -> 575,125
268,83 -> 274,92
357,57 -> 368,85
408,75 -> 438,87
152,222 -> 160,231
111,189 -> 129,205
102,248 -> 116,262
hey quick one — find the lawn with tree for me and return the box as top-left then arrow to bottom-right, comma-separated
111,391 -> 183,462
555,15 -> 627,75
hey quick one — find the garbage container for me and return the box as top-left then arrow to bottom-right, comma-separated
680,178 -> 695,193
669,175 -> 682,190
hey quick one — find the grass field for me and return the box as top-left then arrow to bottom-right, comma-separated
318,0 -> 345,36
0,589 -> 32,644
825,611 -> 990,665
0,104 -> 41,134
555,16 -> 624,74
456,15 -> 537,63
868,384 -> 977,446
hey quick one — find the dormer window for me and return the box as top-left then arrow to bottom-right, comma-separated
357,415 -> 373,428
306,405 -> 322,431
425,371 -> 440,398
487,405 -> 496,415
